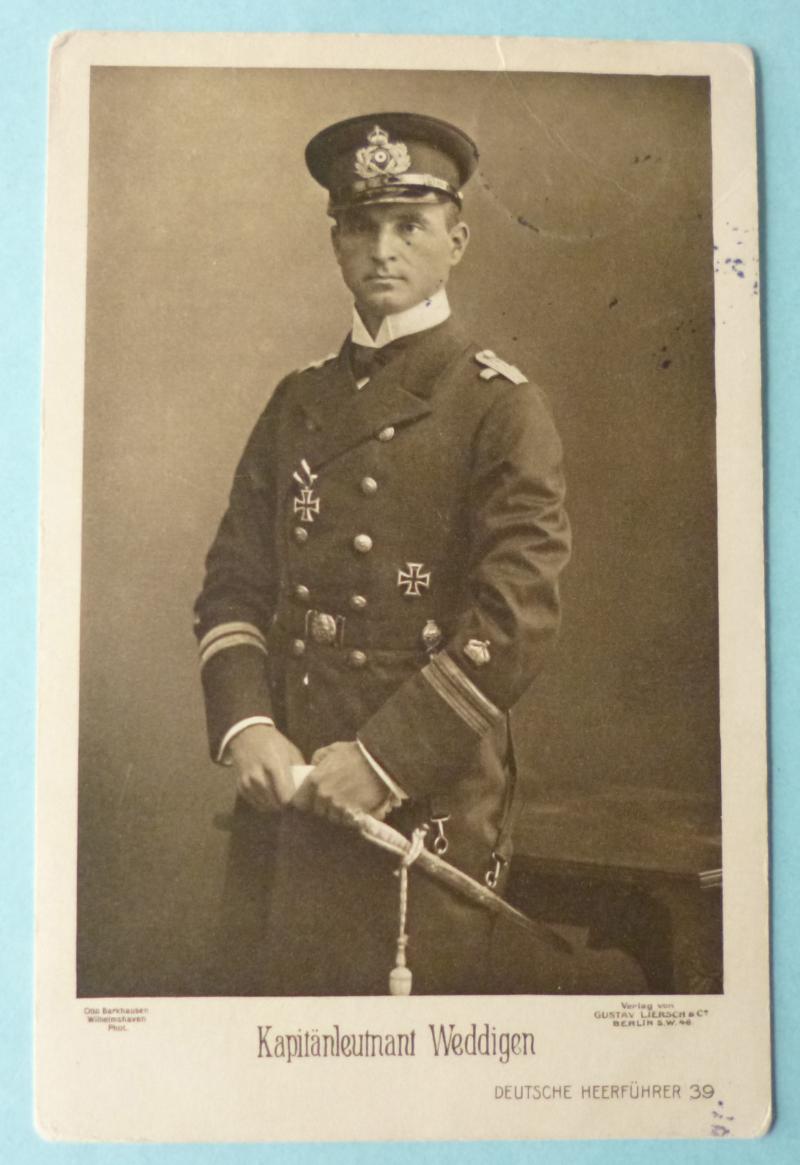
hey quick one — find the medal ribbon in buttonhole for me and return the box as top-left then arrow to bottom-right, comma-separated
292,458 -> 320,523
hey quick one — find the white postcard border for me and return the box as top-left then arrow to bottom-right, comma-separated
35,32 -> 769,1143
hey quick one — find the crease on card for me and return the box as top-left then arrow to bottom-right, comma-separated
51,30 -> 79,53
492,36 -> 508,74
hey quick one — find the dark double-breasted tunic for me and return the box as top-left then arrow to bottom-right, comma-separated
195,317 -> 571,995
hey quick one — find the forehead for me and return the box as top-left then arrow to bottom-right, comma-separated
335,201 -> 449,229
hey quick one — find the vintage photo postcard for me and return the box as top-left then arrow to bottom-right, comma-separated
36,31 -> 769,1141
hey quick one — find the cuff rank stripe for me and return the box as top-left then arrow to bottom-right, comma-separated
198,621 -> 268,667
421,651 -> 502,736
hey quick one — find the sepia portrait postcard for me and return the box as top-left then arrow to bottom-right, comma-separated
35,31 -> 770,1142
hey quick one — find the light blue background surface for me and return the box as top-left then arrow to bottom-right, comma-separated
1,1 -> 796,1160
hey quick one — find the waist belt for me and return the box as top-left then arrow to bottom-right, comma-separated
273,605 -> 445,654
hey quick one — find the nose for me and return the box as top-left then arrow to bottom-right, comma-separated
370,222 -> 398,265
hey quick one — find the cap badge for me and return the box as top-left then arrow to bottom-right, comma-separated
354,125 -> 411,179
397,562 -> 431,597
464,639 -> 491,667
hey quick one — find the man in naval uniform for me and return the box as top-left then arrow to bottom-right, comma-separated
194,112 -> 572,995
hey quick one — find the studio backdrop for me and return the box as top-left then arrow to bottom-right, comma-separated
76,65 -> 717,996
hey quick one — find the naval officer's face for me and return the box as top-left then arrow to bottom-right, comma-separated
331,200 -> 469,328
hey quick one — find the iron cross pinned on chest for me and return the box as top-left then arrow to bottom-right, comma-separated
292,458 -> 320,523
397,562 -> 431,597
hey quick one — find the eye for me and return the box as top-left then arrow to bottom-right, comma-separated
399,220 -> 422,236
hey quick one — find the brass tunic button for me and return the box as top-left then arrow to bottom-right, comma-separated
294,584 -> 310,603
305,418 -> 317,432
349,594 -> 368,611
353,533 -> 373,554
293,526 -> 309,544
348,650 -> 367,669
377,426 -> 395,442
360,476 -> 378,496
291,638 -> 306,657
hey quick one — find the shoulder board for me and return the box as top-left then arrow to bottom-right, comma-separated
298,352 -> 337,373
474,349 -> 528,385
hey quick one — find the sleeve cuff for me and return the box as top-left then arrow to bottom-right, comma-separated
356,738 -> 407,805
421,650 -> 503,735
357,650 -> 504,800
217,716 -> 275,765
198,620 -> 268,666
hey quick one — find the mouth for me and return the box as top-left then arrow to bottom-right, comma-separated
366,274 -> 405,285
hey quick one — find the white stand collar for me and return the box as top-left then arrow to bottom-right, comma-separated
351,289 -> 451,349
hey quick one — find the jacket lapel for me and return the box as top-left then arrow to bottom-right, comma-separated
298,319 -> 471,471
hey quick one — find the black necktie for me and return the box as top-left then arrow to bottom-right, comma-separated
349,336 -> 412,382
350,342 -> 378,382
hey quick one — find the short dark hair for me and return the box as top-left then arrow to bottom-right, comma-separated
441,197 -> 463,229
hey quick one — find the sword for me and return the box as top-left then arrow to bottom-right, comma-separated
342,808 -> 573,957
289,767 -> 573,994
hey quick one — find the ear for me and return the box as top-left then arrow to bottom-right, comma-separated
448,221 -> 470,268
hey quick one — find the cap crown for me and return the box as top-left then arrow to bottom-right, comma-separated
305,112 -> 479,213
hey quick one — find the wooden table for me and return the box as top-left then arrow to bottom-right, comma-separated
507,787 -> 722,993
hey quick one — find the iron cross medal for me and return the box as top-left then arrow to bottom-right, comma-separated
397,562 -> 431,597
292,458 -> 320,523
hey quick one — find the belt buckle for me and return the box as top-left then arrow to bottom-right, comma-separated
306,609 -> 345,646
